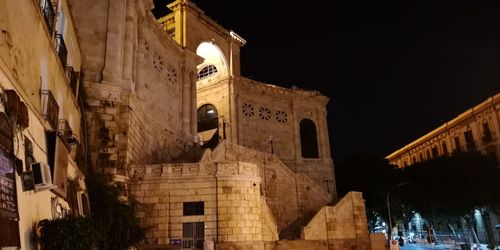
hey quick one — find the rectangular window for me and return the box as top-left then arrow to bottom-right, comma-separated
454,137 -> 461,153
183,201 -> 204,216
482,122 -> 492,144
45,131 -> 69,197
41,90 -> 59,129
426,149 -> 432,160
441,142 -> 448,155
431,146 -> 439,158
464,130 -> 475,151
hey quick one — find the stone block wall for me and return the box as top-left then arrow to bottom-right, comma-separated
129,163 -> 218,246
129,160 -> 276,248
73,0 -> 200,176
211,142 -> 331,231
216,178 -> 262,242
302,192 -> 370,249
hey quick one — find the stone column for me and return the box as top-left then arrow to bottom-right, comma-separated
122,0 -> 136,82
102,0 -> 126,82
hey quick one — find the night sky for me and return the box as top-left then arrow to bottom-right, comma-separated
153,0 -> 500,162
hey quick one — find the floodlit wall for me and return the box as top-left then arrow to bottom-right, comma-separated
0,0 -> 87,248
302,192 -> 370,249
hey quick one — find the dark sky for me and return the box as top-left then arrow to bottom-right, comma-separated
153,0 -> 500,162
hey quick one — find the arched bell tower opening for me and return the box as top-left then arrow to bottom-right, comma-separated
197,104 -> 220,149
196,42 -> 229,80
299,119 -> 319,158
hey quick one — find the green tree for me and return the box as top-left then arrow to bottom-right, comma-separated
39,216 -> 98,250
401,151 -> 499,218
86,172 -> 146,250
38,173 -> 146,250
400,151 -> 499,246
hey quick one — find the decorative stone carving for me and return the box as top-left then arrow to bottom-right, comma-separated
151,51 -> 163,72
166,64 -> 177,85
275,110 -> 287,123
242,103 -> 254,117
259,107 -> 271,120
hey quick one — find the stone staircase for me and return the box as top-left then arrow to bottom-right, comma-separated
210,141 -> 332,237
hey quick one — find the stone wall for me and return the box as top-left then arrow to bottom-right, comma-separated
72,0 -> 199,175
302,192 -> 370,250
234,76 -> 336,197
212,142 -> 331,231
217,164 -> 263,242
129,158 -> 277,248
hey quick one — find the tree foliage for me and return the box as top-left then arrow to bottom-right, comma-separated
38,173 -> 145,250
86,172 -> 146,250
335,152 -> 500,231
399,151 -> 500,218
39,216 -> 98,250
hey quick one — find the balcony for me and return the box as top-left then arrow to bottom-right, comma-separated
39,0 -> 55,34
65,66 -> 79,97
55,34 -> 68,69
482,134 -> 494,145
41,89 -> 59,129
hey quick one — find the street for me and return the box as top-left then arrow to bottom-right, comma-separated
399,242 -> 499,250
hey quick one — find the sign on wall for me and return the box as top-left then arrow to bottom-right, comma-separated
0,112 -> 19,247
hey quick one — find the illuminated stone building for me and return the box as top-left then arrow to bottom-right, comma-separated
386,92 -> 500,245
0,0 -> 89,248
72,0 -> 369,249
387,93 -> 500,168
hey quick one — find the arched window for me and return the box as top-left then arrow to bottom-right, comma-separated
197,64 -> 218,80
197,104 -> 218,132
299,119 -> 319,158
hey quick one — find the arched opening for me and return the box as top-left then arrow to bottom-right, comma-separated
299,119 -> 319,158
197,104 -> 220,149
196,42 -> 228,80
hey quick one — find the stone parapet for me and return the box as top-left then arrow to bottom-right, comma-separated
302,192 -> 370,249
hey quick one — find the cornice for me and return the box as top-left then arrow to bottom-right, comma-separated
386,92 -> 500,160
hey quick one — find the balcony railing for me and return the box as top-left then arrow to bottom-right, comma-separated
482,134 -> 493,145
39,0 -> 55,34
65,66 -> 79,97
41,89 -> 59,129
55,34 -> 68,69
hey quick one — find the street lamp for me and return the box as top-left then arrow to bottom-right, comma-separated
266,135 -> 278,154
386,181 -> 409,241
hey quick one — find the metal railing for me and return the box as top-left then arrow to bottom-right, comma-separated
39,0 -> 55,34
55,34 -> 68,69
41,89 -> 59,129
65,66 -> 79,96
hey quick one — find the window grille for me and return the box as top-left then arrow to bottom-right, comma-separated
39,0 -> 55,34
197,65 -> 217,80
55,34 -> 68,68
41,90 -> 59,129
